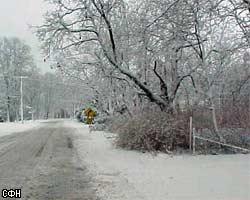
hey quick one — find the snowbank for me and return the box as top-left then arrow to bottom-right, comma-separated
68,121 -> 250,200
0,120 -> 43,138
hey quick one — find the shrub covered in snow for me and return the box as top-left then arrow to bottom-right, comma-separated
110,111 -> 190,153
107,109 -> 250,154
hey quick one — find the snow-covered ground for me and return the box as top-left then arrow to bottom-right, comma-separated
0,120 -> 44,138
68,121 -> 250,200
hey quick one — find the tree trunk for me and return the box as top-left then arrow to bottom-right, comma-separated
210,94 -> 224,142
6,96 -> 10,122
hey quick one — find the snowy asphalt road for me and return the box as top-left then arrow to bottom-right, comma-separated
0,121 -> 98,200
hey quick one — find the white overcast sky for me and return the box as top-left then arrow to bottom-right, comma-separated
0,0 -> 52,73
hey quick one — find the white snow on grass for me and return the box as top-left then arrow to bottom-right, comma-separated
0,120 -> 43,138
68,121 -> 250,200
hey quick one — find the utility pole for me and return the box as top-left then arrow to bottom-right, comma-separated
20,76 -> 24,123
19,76 -> 28,124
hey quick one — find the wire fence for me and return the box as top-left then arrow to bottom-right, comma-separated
193,133 -> 250,154
189,116 -> 250,154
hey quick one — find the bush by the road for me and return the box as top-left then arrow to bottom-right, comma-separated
110,111 -> 190,153
107,109 -> 250,154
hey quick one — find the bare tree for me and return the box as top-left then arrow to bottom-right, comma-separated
0,37 -> 36,121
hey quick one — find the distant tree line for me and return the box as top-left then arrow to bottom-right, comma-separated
0,37 -> 88,122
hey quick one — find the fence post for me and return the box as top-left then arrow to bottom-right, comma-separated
193,128 -> 196,155
189,116 -> 193,153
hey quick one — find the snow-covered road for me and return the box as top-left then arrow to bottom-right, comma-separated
0,119 -> 66,138
0,121 -> 42,138
70,121 -> 250,200
0,120 -> 98,200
